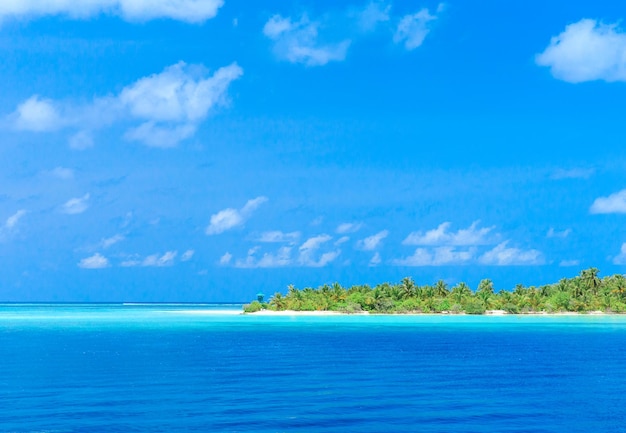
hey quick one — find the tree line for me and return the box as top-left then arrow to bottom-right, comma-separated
244,268 -> 626,314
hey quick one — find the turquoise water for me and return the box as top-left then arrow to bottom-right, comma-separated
1,305 -> 626,432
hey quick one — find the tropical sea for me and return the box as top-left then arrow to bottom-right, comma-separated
1,304 -> 625,432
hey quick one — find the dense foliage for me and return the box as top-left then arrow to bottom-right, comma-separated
243,268 -> 626,314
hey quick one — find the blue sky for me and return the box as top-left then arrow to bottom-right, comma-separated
2,0 -> 626,301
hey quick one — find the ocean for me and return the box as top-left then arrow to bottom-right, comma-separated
1,304 -> 625,432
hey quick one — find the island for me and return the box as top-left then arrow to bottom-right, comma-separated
243,268 -> 626,314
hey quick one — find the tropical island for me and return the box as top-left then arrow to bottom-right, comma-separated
243,268 -> 626,314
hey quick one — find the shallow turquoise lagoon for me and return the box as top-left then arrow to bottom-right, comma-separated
1,305 -> 626,432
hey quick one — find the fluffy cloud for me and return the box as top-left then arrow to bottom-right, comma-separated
235,246 -> 292,268
0,0 -> 224,23
206,196 -> 267,235
142,251 -> 177,267
590,190 -> 626,214
78,253 -> 109,269
356,230 -> 389,251
403,221 -> 494,246
122,251 -> 178,267
263,14 -> 351,66
536,19 -> 626,83
393,5 -> 442,50
219,252 -> 233,265
13,96 -> 62,132
478,242 -> 544,266
230,234 -> 341,268
613,244 -> 626,265
255,230 -> 300,243
62,194 -> 90,215
9,62 -> 242,148
560,259 -> 580,267
393,247 -> 474,266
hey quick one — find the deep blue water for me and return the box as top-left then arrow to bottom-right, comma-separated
1,305 -> 626,432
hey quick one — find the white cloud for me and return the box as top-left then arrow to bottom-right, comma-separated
356,230 -> 389,251
9,62 -> 242,148
536,19 -> 626,83
62,193 -> 90,215
181,249 -> 195,261
142,251 -> 177,267
235,246 -> 292,268
78,253 -> 109,269
613,244 -> 626,265
590,190 -> 626,214
560,259 -> 580,267
0,0 -> 224,23
219,252 -> 232,265
100,234 -> 124,249
50,166 -> 74,179
263,14 -> 351,66
358,1 -> 390,31
298,234 -> 341,267
119,62 -> 242,147
336,222 -> 363,234
369,252 -> 382,266
393,247 -> 474,266
547,228 -> 571,239
5,210 -> 26,229
404,221 -> 494,246
393,5 -> 441,50
206,196 -> 268,235
13,96 -> 61,132
256,230 -> 300,243
479,242 -> 544,266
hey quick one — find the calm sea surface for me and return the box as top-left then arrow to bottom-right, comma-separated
1,304 -> 625,432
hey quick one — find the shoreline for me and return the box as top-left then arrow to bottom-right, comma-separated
242,309 -> 615,316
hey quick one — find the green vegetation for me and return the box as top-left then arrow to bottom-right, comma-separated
244,268 -> 626,314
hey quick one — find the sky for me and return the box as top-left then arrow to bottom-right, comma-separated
1,0 -> 626,302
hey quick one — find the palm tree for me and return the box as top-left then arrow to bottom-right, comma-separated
581,268 -> 601,295
401,277 -> 416,299
451,282 -> 471,304
434,280 -> 449,298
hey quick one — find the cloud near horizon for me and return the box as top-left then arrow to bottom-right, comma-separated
206,196 -> 268,235
9,62 -> 243,148
0,0 -> 224,23
536,19 -> 626,83
356,230 -> 389,251
403,221 -> 495,246
227,233 -> 342,268
393,246 -> 475,266
478,242 -> 544,266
